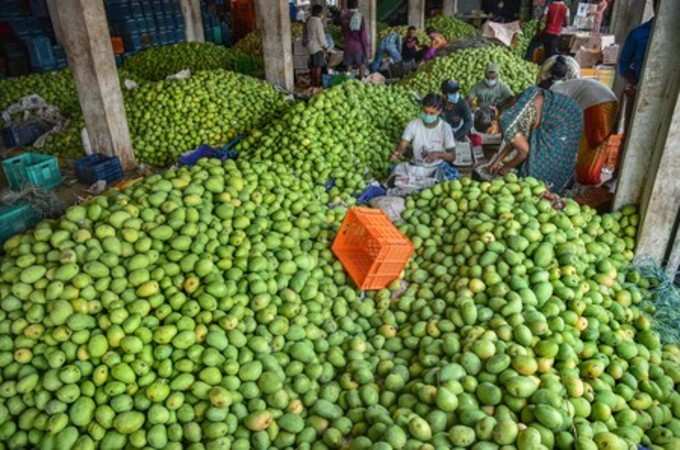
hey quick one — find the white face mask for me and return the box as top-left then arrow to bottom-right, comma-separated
485,79 -> 498,87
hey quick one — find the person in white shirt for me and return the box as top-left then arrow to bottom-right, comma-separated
304,5 -> 327,87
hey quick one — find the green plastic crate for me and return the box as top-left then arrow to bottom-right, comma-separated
0,203 -> 39,244
2,152 -> 62,191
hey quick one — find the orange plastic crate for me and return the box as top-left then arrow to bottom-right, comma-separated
111,37 -> 124,55
332,207 -> 414,290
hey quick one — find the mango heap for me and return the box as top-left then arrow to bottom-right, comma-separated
378,26 -> 432,47
425,16 -> 478,42
2,160 -> 680,449
121,43 -> 264,82
513,20 -> 541,59
234,24 -> 305,57
238,81 -> 419,199
401,46 -> 539,96
0,69 -> 79,115
125,70 -> 290,166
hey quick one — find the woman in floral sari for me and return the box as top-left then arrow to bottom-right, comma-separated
474,86 -> 583,193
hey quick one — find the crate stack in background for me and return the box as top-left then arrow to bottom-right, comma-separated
0,0 -> 67,75
106,0 -> 187,61
0,0 -> 191,77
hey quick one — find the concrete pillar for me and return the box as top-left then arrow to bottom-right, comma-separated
613,0 -> 680,266
634,88 -> 680,268
254,0 -> 294,91
443,0 -> 458,17
180,0 -> 205,43
45,0 -> 64,45
408,0 -> 426,29
611,0 -> 647,47
53,0 -> 136,170
358,0 -> 377,58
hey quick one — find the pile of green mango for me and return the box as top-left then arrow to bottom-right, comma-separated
1,160 -> 680,449
378,26 -> 432,47
425,16 -> 478,42
237,80 -> 419,200
125,70 -> 290,166
0,69 -> 80,115
513,20 -> 541,59
233,23 -> 305,57
121,43 -> 264,81
401,46 -> 539,96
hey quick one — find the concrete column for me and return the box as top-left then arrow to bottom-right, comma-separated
358,0 -> 377,58
443,0 -> 458,17
254,0 -> 294,91
613,0 -> 675,209
45,0 -> 64,45
634,88 -> 680,267
408,0 -> 426,29
180,0 -> 205,43
54,0 -> 136,170
613,0 -> 680,266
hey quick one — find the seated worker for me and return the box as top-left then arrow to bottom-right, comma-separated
401,26 -> 420,69
467,63 -> 514,109
390,94 -> 458,180
441,80 -> 473,142
420,28 -> 448,62
369,31 -> 402,73
474,86 -> 583,194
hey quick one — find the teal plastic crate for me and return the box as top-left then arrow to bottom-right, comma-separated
0,203 -> 39,244
2,152 -> 62,191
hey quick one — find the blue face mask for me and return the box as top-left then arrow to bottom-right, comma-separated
448,93 -> 460,103
420,113 -> 439,124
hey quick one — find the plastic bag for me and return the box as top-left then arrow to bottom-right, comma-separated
369,196 -> 405,223
166,69 -> 192,81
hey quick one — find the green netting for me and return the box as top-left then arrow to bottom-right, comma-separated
624,257 -> 680,345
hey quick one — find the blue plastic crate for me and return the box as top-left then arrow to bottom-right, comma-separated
2,152 -> 62,191
1,122 -> 50,148
75,154 -> 124,185
111,17 -> 138,34
0,203 -> 39,244
106,0 -> 130,20
26,35 -> 55,70
122,31 -> 154,51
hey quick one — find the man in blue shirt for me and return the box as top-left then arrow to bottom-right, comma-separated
617,19 -> 653,85
618,0 -> 660,86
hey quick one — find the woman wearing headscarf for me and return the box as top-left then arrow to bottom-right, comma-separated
341,0 -> 369,78
538,55 -> 580,88
474,86 -> 583,194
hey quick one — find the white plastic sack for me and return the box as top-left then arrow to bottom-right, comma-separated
2,94 -> 67,148
124,79 -> 139,90
481,21 -> 522,47
362,72 -> 386,85
386,163 -> 438,197
369,196 -> 405,223
166,69 -> 192,81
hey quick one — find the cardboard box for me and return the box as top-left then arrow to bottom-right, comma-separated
575,46 -> 602,69
588,34 -> 616,50
602,44 -> 619,65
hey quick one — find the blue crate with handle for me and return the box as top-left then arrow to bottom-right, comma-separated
1,122 -> 49,148
2,152 -> 62,191
0,202 -> 40,244
75,154 -> 124,185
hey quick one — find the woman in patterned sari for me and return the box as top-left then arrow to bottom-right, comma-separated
474,86 -> 583,194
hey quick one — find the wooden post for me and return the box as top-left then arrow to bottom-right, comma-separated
52,0 -> 136,169
443,0 -> 458,17
616,0 -> 680,266
180,0 -> 205,43
358,0 -> 377,57
613,0 -> 676,210
408,0 -> 426,29
254,0 -> 294,91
